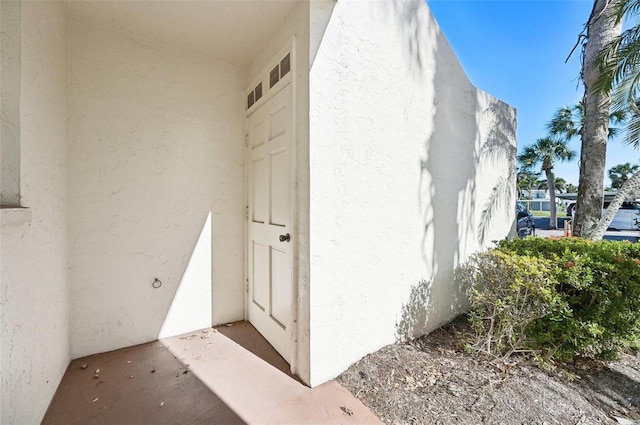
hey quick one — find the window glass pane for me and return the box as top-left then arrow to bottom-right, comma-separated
270,65 -> 279,88
280,53 -> 291,77
247,91 -> 255,109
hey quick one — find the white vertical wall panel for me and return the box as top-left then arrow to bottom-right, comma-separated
308,0 -> 516,386
1,3 -> 70,423
68,21 -> 246,358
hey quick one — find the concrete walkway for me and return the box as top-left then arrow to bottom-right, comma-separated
162,326 -> 381,425
44,322 -> 381,425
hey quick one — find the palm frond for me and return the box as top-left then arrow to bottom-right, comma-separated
619,0 -> 640,24
517,146 -> 539,168
478,174 -> 515,245
546,105 -> 582,139
610,108 -> 629,123
479,100 -> 517,164
596,24 -> 640,94
624,108 -> 640,148
518,137 -> 575,174
607,0 -> 640,24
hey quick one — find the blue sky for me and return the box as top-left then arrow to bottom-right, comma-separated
428,0 -> 640,187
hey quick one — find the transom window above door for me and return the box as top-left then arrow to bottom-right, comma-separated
247,52 -> 291,111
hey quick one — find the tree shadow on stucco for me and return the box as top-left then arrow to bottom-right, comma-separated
477,100 -> 517,245
419,37 -> 479,334
392,1 -> 517,339
417,94 -> 516,333
395,279 -> 433,342
391,0 -> 427,70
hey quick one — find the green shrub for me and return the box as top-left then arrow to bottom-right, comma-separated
458,249 -> 567,359
458,237 -> 640,362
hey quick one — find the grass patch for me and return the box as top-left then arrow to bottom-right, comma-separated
530,210 -> 568,218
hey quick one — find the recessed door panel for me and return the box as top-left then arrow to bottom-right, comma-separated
270,105 -> 287,140
252,158 -> 267,223
270,148 -> 289,227
252,241 -> 268,311
270,246 -> 291,328
252,119 -> 266,148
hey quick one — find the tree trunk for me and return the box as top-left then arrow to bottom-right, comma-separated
588,171 -> 640,240
546,169 -> 558,229
574,0 -> 622,236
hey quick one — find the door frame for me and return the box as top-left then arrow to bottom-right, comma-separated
244,38 -> 299,374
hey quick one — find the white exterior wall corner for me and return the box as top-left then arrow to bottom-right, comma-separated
308,0 -> 516,385
246,0 -> 313,384
0,2 -> 70,423
68,21 -> 246,358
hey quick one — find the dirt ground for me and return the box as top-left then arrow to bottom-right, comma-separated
338,317 -> 640,425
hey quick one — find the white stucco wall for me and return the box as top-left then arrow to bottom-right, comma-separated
68,21 -> 246,358
1,2 -> 517,415
0,2 -> 70,423
308,0 -> 516,385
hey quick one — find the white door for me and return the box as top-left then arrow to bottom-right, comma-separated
247,83 -> 293,362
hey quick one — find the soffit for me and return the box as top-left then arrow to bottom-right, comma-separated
64,1 -> 300,66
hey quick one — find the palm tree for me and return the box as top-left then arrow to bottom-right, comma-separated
608,162 -> 640,188
535,178 -> 550,191
565,183 -> 579,194
574,0 -> 623,237
548,102 -> 584,140
518,137 -> 576,229
537,176 -> 568,193
555,177 -> 567,193
596,0 -> 640,148
516,167 -> 541,199
547,99 -> 626,141
546,95 -> 627,235
538,177 -> 567,193
585,0 -> 640,238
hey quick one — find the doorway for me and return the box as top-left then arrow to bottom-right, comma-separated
245,50 -> 294,363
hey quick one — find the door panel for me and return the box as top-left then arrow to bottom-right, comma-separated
270,105 -> 288,139
247,83 -> 293,362
270,148 -> 289,227
251,241 -> 268,311
270,245 -> 291,328
252,120 -> 266,148
252,158 -> 267,223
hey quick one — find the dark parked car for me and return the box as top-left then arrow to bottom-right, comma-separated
516,201 -> 536,237
567,202 -> 576,217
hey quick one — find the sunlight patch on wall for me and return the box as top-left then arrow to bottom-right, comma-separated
158,212 -> 212,338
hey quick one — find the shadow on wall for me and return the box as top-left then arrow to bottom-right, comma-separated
391,0 -> 427,71
393,0 -> 516,339
476,100 -> 517,245
419,94 -> 516,335
419,23 -> 476,333
395,279 -> 432,341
